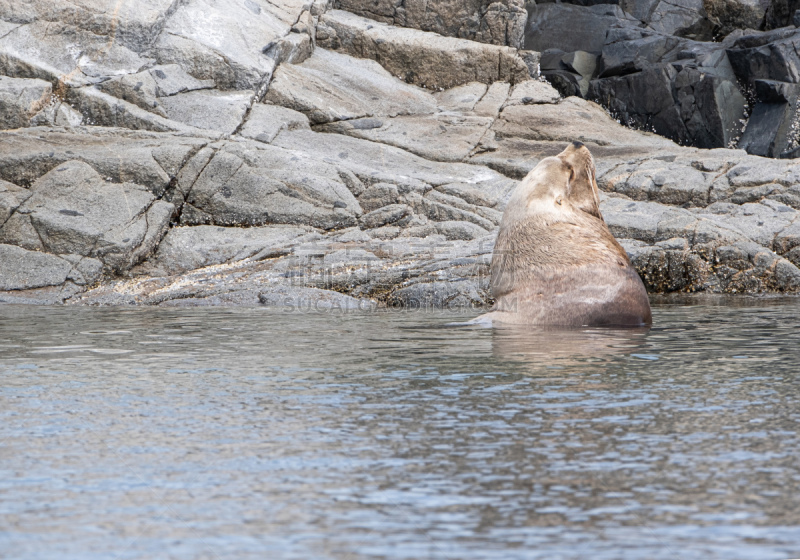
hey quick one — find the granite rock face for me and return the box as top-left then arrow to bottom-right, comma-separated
317,10 -> 534,90
2,0 -> 800,307
332,0 -> 528,48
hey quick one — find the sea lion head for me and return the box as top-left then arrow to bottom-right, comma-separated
502,141 -> 602,227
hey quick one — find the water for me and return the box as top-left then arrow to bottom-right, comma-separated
1,299 -> 799,560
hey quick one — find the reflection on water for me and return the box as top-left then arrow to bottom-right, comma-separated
1,298 -> 799,560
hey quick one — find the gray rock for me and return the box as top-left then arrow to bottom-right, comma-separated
67,87 -> 202,133
602,195 -> 800,292
493,97 -> 677,147
149,64 -> 217,97
97,71 -> 166,116
0,128 -> 207,196
473,82 -> 512,117
181,141 -> 363,230
695,200 -> 797,246
158,90 -> 253,134
96,65 -> 216,117
272,128 -> 514,189
435,83 -> 488,112
0,179 -> 31,225
153,0 -> 308,89
503,80 -> 562,106
0,21 -> 151,87
645,0 -> 714,39
0,244 -> 73,291
357,183 -> 400,212
264,48 -> 437,124
237,104 -> 311,143
0,0 -> 182,53
359,204 -> 412,228
143,224 -> 318,275
332,0 -> 527,48
0,76 -> 52,129
258,286 -> 373,310
317,113 -> 494,162
28,98 -> 83,128
0,160 -> 173,272
317,9 -> 532,89
434,220 -> 490,240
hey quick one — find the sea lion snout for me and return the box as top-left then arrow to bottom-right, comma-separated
557,142 -> 600,219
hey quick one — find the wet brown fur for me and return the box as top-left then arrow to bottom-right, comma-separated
484,142 -> 652,327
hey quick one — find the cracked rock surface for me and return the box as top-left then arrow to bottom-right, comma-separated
2,0 -> 800,307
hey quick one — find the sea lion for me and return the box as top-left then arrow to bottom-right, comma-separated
477,141 -> 651,327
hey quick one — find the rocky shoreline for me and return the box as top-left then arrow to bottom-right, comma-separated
2,0 -> 800,307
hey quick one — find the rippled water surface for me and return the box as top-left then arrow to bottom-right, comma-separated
1,299 -> 799,559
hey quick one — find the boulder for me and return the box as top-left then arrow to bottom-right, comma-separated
525,4 -> 640,54
589,53 -> 746,149
704,0 -> 771,37
317,9 -> 533,89
727,27 -> 800,85
0,244 -> 73,291
764,0 -> 800,28
738,80 -> 800,157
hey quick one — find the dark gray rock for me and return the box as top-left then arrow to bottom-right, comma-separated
525,3 -> 638,54
727,27 -> 800,85
738,80 -> 800,157
765,0 -> 800,28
